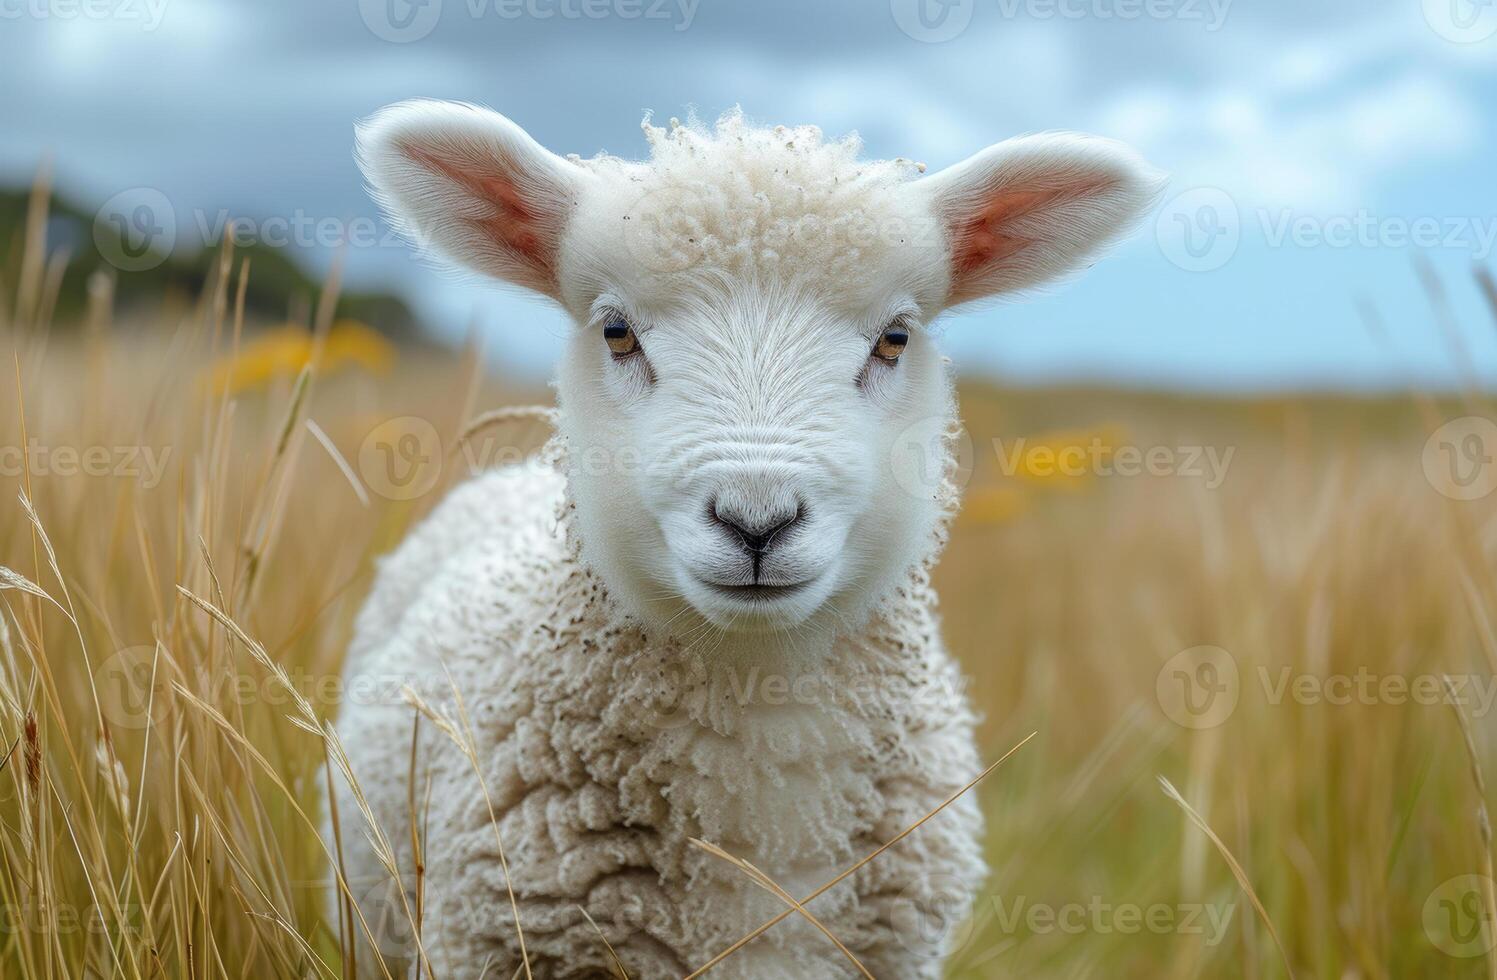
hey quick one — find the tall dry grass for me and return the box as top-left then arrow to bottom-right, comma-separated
1,178 -> 1496,977
942,387 -> 1497,974
0,181 -> 549,977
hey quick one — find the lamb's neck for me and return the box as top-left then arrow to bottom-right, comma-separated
598,597 -> 951,762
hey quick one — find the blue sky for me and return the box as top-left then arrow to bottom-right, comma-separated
3,0 -> 1496,390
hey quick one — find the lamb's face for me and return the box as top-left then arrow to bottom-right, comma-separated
553,268 -> 952,637
357,102 -> 1164,645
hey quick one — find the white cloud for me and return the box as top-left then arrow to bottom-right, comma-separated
1099,51 -> 1483,210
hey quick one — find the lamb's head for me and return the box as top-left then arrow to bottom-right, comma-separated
358,101 -> 1163,647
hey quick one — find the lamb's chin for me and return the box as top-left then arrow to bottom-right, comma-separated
677,576 -> 832,633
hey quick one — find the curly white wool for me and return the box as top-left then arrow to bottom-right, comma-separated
579,110 -> 929,282
332,436 -> 983,979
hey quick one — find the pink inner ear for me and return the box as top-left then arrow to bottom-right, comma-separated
949,178 -> 1117,298
399,140 -> 554,288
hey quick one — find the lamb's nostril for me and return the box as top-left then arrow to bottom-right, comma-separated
710,501 -> 803,555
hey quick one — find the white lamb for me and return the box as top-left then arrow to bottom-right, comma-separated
328,101 -> 1162,979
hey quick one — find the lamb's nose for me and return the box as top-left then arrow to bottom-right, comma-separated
710,500 -> 803,555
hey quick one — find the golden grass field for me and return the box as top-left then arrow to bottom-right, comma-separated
3,193 -> 1497,978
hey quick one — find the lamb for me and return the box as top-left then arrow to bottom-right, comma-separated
327,101 -> 1163,979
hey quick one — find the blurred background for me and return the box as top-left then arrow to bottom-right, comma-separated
3,1 -> 1497,978
3,0 -> 1496,388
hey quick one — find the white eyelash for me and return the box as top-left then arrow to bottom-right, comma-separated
862,304 -> 920,345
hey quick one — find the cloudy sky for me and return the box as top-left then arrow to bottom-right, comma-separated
4,0 -> 1496,389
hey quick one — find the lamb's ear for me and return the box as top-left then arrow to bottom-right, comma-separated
356,100 -> 586,300
920,133 -> 1165,306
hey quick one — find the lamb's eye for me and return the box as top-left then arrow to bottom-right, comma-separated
603,317 -> 640,358
873,327 -> 909,363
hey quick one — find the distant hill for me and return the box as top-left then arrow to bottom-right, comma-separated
0,185 -> 424,343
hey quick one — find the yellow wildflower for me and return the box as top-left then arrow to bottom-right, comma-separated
208,319 -> 397,394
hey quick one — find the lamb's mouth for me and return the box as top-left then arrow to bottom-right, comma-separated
697,579 -> 815,602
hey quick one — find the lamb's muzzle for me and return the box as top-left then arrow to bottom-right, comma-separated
328,102 -> 1164,978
